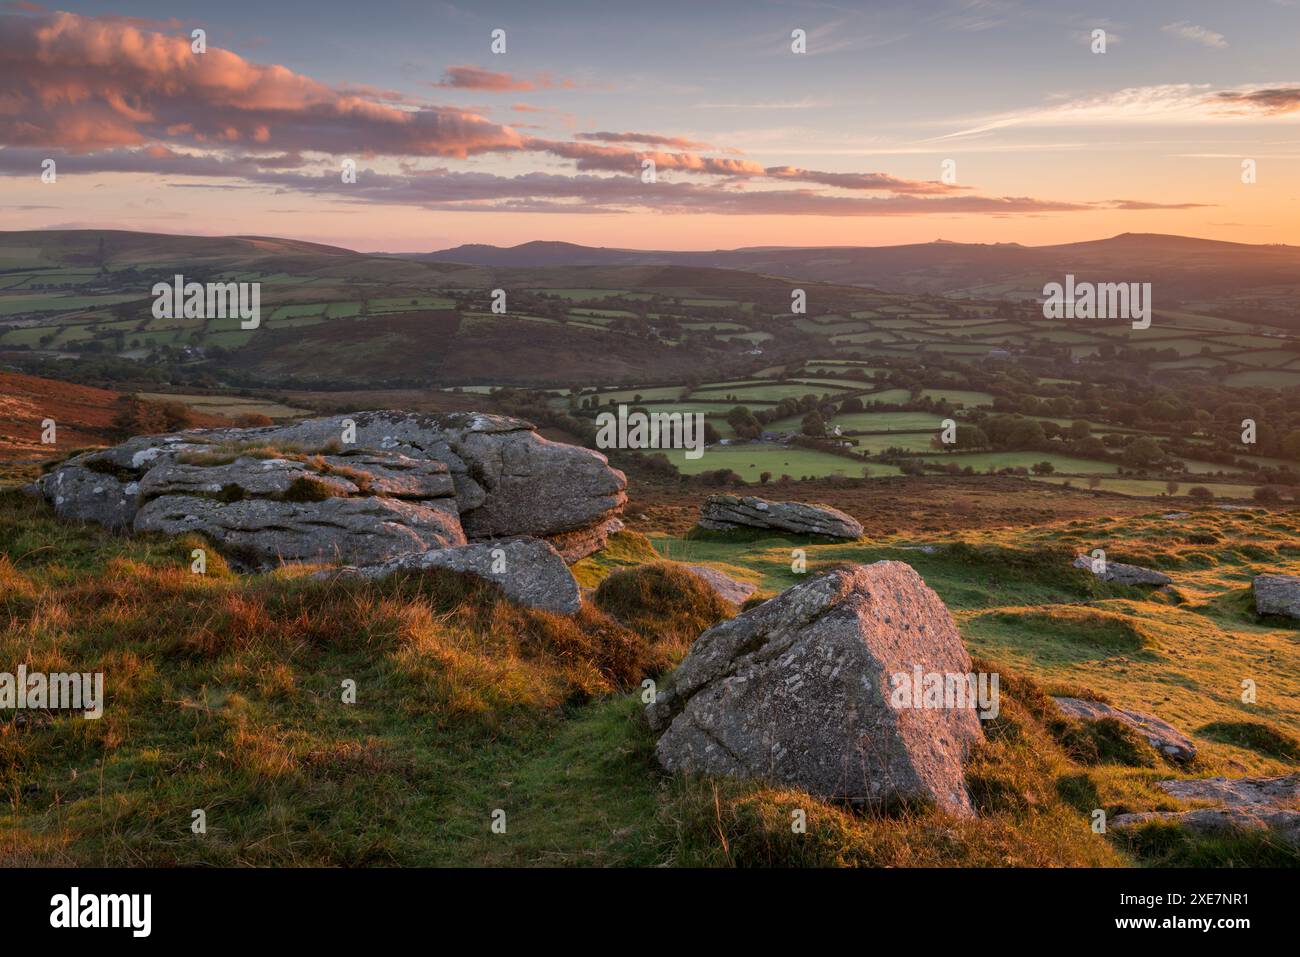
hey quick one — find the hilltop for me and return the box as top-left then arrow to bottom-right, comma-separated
419,233 -> 1300,316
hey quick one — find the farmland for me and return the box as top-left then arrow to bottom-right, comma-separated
3,229 -> 1299,500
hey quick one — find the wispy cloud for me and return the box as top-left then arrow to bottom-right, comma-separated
1162,21 -> 1228,49
938,83 -> 1300,139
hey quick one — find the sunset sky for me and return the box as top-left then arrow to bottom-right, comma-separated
2,0 -> 1299,251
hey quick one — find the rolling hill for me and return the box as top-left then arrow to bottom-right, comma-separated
416,234 -> 1300,317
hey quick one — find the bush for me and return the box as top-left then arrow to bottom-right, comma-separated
234,413 -> 275,428
113,396 -> 193,436
1253,485 -> 1283,504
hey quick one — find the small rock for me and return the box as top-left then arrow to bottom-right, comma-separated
678,564 -> 757,606
1052,696 -> 1196,763
1111,807 -> 1300,847
1156,774 -> 1300,808
1072,555 -> 1171,586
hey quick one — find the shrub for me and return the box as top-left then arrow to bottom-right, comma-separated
234,413 -> 275,427
113,396 -> 193,436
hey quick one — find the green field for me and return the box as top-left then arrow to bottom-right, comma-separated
832,411 -> 946,432
660,442 -> 898,479
920,388 -> 994,407
690,382 -> 850,403
921,451 -> 1119,474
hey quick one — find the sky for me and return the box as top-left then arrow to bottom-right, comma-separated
2,0 -> 1300,251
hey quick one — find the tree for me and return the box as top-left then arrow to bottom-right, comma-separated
1281,430 -> 1300,461
1087,475 -> 1103,489
953,425 -> 989,450
726,405 -> 762,439
1254,485 -> 1282,504
1187,486 -> 1214,502
1122,436 -> 1166,469
1031,461 -> 1055,475
759,471 -> 772,484
1165,481 -> 1180,497
983,415 -> 1046,451
801,410 -> 826,437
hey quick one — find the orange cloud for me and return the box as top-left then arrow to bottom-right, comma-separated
0,11 -> 525,156
1210,87 -> 1300,115
435,65 -> 575,92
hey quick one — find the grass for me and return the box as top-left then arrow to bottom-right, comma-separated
3,488 -> 1297,867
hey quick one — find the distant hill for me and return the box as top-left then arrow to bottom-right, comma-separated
415,233 -> 1300,304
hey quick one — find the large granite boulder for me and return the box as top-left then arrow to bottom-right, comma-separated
34,411 -> 626,568
698,494 -> 863,539
646,561 -> 983,816
1052,696 -> 1196,763
1253,574 -> 1300,620
318,537 -> 581,615
1072,555 -> 1171,586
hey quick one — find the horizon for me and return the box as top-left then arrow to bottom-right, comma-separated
6,225 -> 1296,257
3,2 -> 1299,250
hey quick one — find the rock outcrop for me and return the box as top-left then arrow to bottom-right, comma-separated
1053,696 -> 1196,763
1111,807 -> 1300,847
318,537 -> 581,615
1253,574 -> 1300,620
697,494 -> 863,539
1072,555 -> 1171,586
34,411 -> 626,569
1112,774 -> 1300,847
647,561 -> 983,816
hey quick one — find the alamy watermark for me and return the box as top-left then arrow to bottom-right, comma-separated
889,666 -> 999,719
152,274 -> 261,329
50,887 -> 150,937
1,666 -> 103,719
595,404 -> 705,460
1042,274 -> 1150,330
